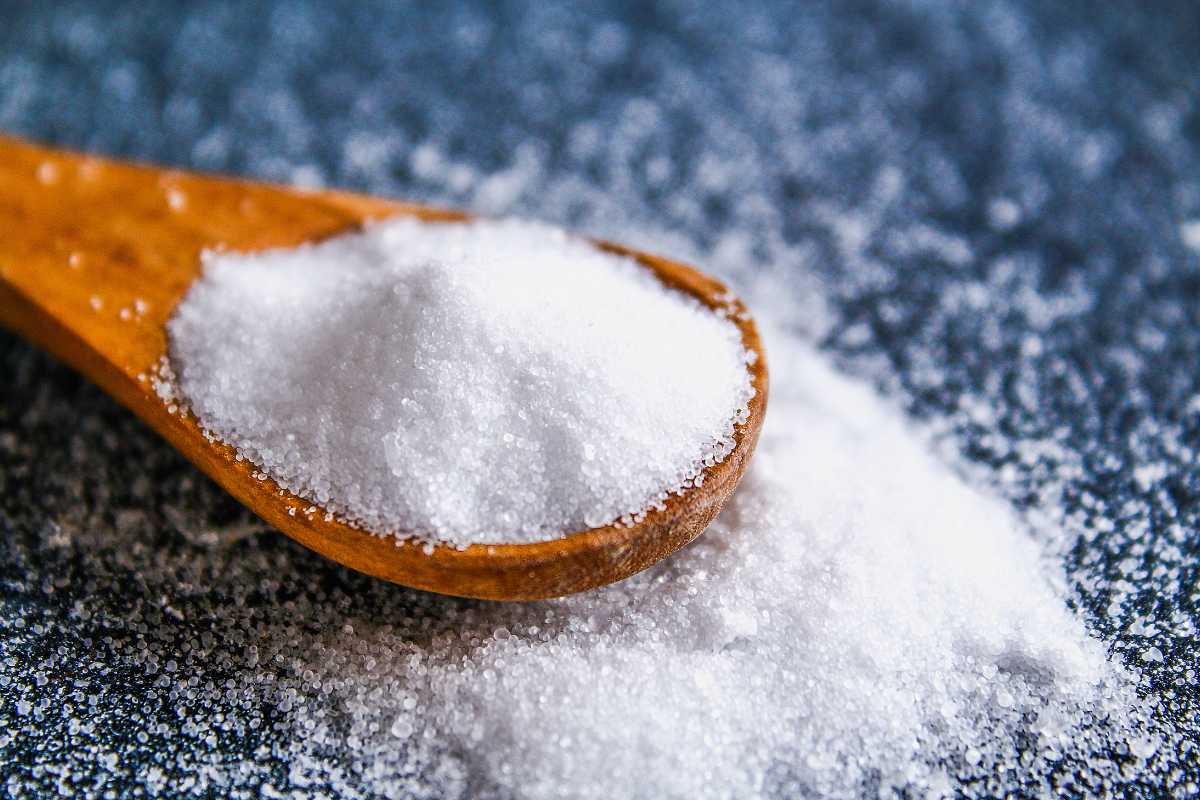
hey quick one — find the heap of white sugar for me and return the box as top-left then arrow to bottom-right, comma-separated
166,218 -> 755,546
2,303 -> 1169,800
151,219 -> 1162,799
271,327 -> 1154,799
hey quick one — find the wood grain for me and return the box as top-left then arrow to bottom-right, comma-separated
0,135 -> 768,600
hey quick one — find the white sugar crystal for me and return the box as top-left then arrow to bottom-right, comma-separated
987,197 -> 1022,230
35,160 -> 59,185
1181,219 -> 1200,252
264,328 -> 1149,800
168,218 -> 754,546
164,186 -> 187,211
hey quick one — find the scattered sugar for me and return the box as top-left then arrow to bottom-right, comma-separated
0,314 -> 1171,800
1181,220 -> 1200,252
167,218 -> 755,546
35,160 -> 59,185
986,197 -> 1022,231
164,185 -> 187,211
1,2 -> 1194,797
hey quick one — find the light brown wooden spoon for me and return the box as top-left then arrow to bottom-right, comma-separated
0,135 -> 768,600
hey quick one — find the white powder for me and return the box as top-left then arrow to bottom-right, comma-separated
167,218 -> 755,546
156,221 -> 1158,799
266,324 -> 1151,799
5,264 -> 1171,800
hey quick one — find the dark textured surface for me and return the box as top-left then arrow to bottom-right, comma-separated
1,1 -> 1199,797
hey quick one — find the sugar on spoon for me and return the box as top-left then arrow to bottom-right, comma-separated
0,135 -> 767,600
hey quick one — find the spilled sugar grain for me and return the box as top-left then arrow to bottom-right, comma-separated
1,4 -> 1194,796
166,217 -> 755,546
267,324 -> 1152,800
0,310 -> 1169,799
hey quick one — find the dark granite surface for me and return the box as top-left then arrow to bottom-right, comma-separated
1,1 -> 1198,797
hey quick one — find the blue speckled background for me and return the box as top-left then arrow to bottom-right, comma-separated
2,1 -> 1198,796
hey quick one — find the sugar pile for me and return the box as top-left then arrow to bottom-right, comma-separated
3,313 -> 1166,799
265,324 -> 1156,799
2,2 -> 1196,797
166,217 -> 755,546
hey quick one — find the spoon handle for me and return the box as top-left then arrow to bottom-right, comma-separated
0,135 -> 387,392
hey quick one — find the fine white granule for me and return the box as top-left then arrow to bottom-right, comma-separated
268,326 -> 1151,799
167,218 -> 755,546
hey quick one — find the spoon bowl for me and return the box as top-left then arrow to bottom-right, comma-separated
0,135 -> 767,600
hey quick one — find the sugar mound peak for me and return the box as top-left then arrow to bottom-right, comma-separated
167,218 -> 755,546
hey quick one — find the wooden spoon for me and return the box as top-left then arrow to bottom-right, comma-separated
0,135 -> 768,600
